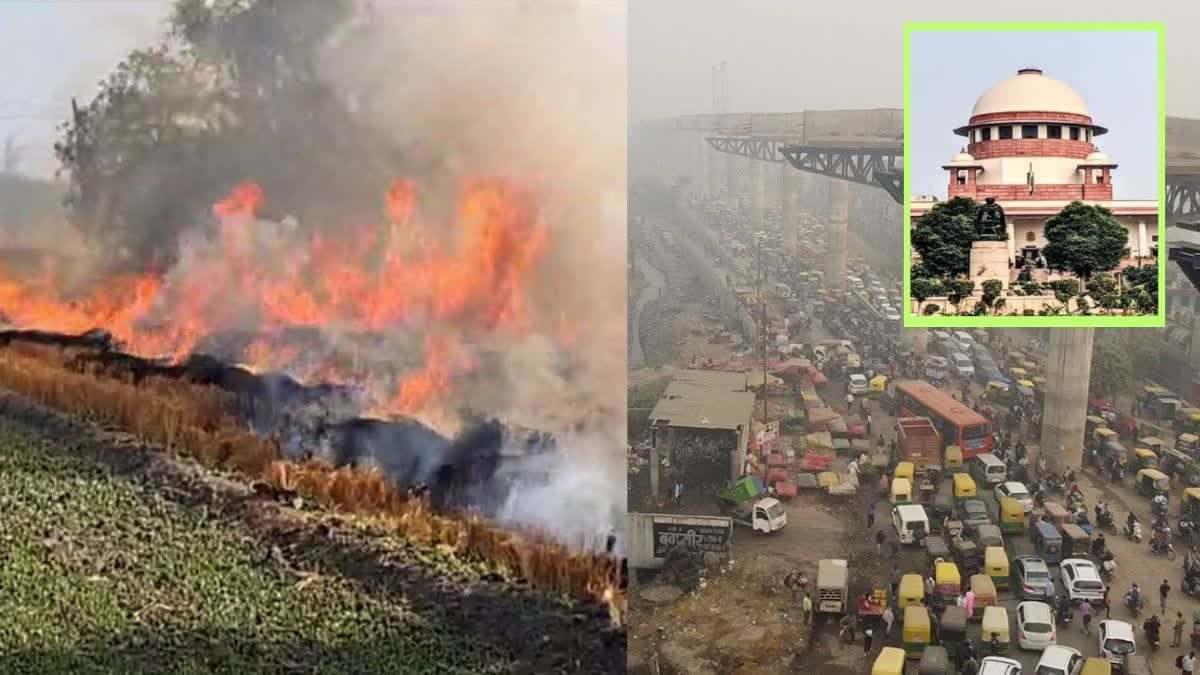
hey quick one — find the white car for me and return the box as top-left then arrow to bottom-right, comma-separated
1034,645 -> 1083,675
1016,601 -> 1056,650
1097,620 -> 1137,666
995,481 -> 1033,512
1060,559 -> 1106,603
884,309 -> 901,322
979,656 -> 1023,675
848,374 -> 868,395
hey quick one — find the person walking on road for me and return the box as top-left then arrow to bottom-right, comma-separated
1162,579 -> 1173,613
863,627 -> 874,655
1080,599 -> 1093,635
890,565 -> 901,599
1099,591 -> 1111,620
1175,611 -> 1186,648
866,504 -> 875,529
882,605 -> 894,636
876,529 -> 885,553
803,592 -> 813,625
1181,651 -> 1197,675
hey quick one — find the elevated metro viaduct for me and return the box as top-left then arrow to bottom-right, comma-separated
632,111 -> 1200,471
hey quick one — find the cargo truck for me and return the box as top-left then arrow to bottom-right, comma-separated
716,476 -> 788,534
897,416 -> 943,468
816,558 -> 849,615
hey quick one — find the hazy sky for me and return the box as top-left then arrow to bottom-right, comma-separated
910,31 -> 1159,200
0,0 -> 172,179
630,1 -> 1199,124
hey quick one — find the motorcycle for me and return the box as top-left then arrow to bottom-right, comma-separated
1055,595 -> 1073,626
1100,554 -> 1117,581
1125,520 -> 1144,543
1150,537 -> 1178,561
1126,592 -> 1146,617
1153,499 -> 1169,519
1144,619 -> 1161,651
1184,575 -> 1200,598
1097,511 -> 1117,534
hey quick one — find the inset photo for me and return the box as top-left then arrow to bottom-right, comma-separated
904,23 -> 1165,327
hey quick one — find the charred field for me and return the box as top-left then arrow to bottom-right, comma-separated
0,331 -> 626,673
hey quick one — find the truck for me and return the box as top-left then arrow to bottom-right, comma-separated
897,416 -> 943,468
816,558 -> 849,615
716,476 -> 788,534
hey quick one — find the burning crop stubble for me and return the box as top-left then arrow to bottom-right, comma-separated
0,2 -> 626,551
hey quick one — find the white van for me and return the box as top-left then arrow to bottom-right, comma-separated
925,355 -> 949,381
932,330 -> 951,344
892,504 -> 930,544
970,453 -> 1007,486
954,331 -> 975,347
952,352 -> 975,378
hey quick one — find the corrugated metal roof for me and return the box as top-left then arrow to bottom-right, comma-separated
649,369 -> 756,431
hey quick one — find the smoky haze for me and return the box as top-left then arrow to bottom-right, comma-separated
630,0 -> 1200,123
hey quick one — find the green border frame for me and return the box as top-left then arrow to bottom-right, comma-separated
902,22 -> 1166,328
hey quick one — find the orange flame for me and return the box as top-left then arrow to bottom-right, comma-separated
0,177 -> 551,418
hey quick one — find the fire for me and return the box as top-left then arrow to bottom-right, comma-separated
0,176 -> 551,418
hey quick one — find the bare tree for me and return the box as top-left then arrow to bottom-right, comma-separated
2,133 -> 25,175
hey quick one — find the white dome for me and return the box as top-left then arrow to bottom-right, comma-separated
970,68 -> 1090,117
951,150 -> 975,162
1085,150 -> 1109,161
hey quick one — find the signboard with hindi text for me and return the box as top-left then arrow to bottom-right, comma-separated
651,521 -> 732,558
627,512 -> 734,568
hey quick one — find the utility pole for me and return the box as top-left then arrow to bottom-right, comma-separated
756,233 -> 768,423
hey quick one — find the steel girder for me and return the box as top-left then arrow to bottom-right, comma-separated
704,136 -> 787,163
779,144 -> 903,202
1168,176 -> 1200,222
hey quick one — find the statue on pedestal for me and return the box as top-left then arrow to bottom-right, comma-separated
974,197 -> 1006,242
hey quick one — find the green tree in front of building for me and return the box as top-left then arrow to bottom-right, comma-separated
1041,201 -> 1130,284
910,197 -> 979,279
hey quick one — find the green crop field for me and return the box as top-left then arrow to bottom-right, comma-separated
0,406 -> 614,674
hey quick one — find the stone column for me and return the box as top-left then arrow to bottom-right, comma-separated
828,179 -> 849,292
1006,220 -> 1016,264
1039,327 -> 1095,471
751,160 -> 765,230
778,162 -> 795,251
1138,221 -> 1148,258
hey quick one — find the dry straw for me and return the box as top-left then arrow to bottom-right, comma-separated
0,343 -> 625,615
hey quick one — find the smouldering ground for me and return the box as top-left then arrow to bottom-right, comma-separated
0,402 -> 622,674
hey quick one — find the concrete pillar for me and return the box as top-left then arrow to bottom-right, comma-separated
649,431 -> 660,505
1190,315 -> 1200,371
725,154 -> 737,197
703,137 -> 716,196
1006,220 -> 1016,264
751,161 -> 765,231
1039,327 -> 1095,471
828,179 -> 849,292
778,163 -> 795,251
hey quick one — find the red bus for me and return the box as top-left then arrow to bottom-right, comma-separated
894,380 -> 992,458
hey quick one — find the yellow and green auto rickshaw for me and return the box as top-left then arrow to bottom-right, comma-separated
1182,487 -> 1200,518
1009,366 -> 1028,381
892,477 -> 913,505
1085,415 -> 1108,437
981,605 -> 1009,655
902,605 -> 931,658
1132,447 -> 1158,471
895,461 -> 915,484
1140,437 -> 1168,456
934,562 -> 961,603
982,380 -> 1013,406
1136,468 -> 1170,498
969,574 -> 997,621
952,473 -> 976,501
898,573 -> 925,609
944,445 -> 963,472
1080,657 -> 1113,675
983,546 -> 1009,591
1181,411 -> 1200,436
1176,406 -> 1200,426
1179,433 -> 1200,455
1031,375 -> 1047,390
869,375 -> 888,398
871,647 -> 906,675
1092,426 -> 1118,449
847,352 -> 862,371
1060,523 -> 1090,559
996,496 -> 1024,534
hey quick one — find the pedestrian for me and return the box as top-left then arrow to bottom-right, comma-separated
889,539 -> 899,558
846,392 -> 854,408
1099,589 -> 1111,619
1175,611 -> 1186,648
965,589 -> 975,618
863,626 -> 874,654
847,458 -> 859,483
866,412 -> 872,435
882,605 -> 894,636
890,565 -> 901,598
1080,599 -> 1093,635
875,529 -> 885,553
1182,651 -> 1197,675
925,575 -> 935,598
866,504 -> 876,529
803,592 -> 813,625
1162,579 -> 1173,612
673,480 -> 683,507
